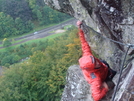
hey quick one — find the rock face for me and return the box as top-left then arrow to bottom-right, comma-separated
113,60 -> 134,101
61,65 -> 115,101
61,65 -> 93,101
44,0 -> 134,101
61,63 -> 134,101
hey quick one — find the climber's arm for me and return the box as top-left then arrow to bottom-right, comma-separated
77,21 -> 92,56
78,28 -> 92,55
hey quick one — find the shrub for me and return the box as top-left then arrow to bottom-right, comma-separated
1,55 -> 13,66
12,55 -> 21,63
2,38 -> 12,47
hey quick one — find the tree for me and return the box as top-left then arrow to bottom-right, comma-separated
15,17 -> 25,34
36,10 -> 43,25
1,55 -> 12,66
1,0 -> 32,21
2,38 -> 12,47
12,55 -> 21,63
0,12 -> 16,37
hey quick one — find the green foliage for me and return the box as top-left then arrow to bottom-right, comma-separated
0,0 -> 72,38
12,55 -> 21,63
41,6 -> 71,25
0,28 -> 82,101
2,38 -> 12,47
1,0 -> 32,21
1,55 -> 13,66
0,12 -> 33,38
0,12 -> 15,37
0,53 -> 21,66
0,37 -> 49,66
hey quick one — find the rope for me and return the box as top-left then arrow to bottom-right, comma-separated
111,45 -> 131,101
85,26 -> 134,48
95,31 -> 134,48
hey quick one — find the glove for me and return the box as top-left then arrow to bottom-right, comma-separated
76,20 -> 82,28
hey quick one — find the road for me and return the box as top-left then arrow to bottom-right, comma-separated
0,19 -> 77,49
0,66 -> 2,76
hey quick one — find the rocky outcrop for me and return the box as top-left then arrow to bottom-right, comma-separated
44,0 -> 134,101
61,62 -> 134,101
61,65 -> 93,101
113,60 -> 134,101
61,65 -> 115,101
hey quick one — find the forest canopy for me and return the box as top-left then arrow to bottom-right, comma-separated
0,28 -> 82,101
0,0 -> 72,38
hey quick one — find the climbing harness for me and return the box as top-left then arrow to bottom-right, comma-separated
93,29 -> 134,48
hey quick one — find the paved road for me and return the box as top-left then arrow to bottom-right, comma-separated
0,66 -> 2,76
0,19 -> 77,49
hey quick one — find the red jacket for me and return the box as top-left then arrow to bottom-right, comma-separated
78,28 -> 108,101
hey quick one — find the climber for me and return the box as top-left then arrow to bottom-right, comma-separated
77,21 -> 116,101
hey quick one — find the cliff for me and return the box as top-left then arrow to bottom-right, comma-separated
44,0 -> 134,101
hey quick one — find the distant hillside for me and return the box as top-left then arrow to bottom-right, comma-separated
0,0 -> 72,38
